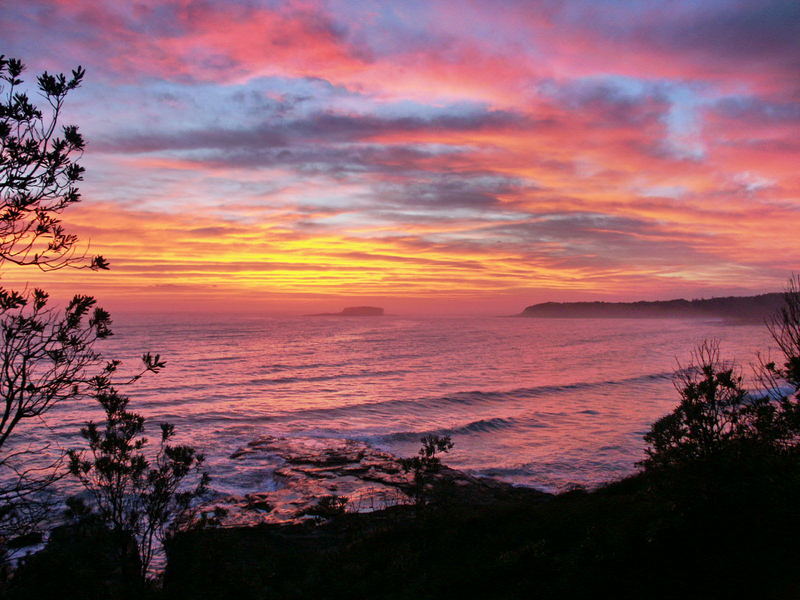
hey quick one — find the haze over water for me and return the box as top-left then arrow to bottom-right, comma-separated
36,315 -> 774,494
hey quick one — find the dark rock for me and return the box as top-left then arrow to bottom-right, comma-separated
201,435 -> 546,528
305,306 -> 385,316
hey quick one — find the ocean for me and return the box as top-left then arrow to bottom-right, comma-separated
25,314 -> 775,495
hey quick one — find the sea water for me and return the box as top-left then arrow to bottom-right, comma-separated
22,314 -> 775,494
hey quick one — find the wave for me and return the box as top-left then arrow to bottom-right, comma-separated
116,369 -> 675,430
123,367 -> 412,399
258,360 -> 363,373
250,368 -> 411,385
264,370 -> 674,422
193,355 -> 243,364
388,370 -> 673,410
376,416 -> 525,442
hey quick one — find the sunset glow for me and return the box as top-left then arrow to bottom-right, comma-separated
3,0 -> 798,313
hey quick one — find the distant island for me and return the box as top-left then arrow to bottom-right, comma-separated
519,293 -> 784,320
307,306 -> 385,316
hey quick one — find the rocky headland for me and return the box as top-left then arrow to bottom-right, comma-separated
519,292 -> 783,320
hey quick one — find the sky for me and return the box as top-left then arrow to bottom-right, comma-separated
2,0 -> 799,315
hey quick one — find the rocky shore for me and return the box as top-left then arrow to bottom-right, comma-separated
193,435 -> 547,528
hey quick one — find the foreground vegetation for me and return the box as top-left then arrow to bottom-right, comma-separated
6,445 -> 800,600
0,56 -> 207,594
163,461 -> 800,600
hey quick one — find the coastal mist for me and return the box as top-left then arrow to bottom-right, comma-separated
36,315 -> 773,495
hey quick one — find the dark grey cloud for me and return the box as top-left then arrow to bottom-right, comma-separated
541,0 -> 800,68
712,96 -> 800,125
475,212 -> 714,266
653,0 -> 800,62
375,172 -> 530,210
95,108 -> 531,154
187,226 -> 251,236
181,144 -> 468,180
290,110 -> 528,140
540,79 -> 670,128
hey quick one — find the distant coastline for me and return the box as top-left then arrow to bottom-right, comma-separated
519,292 -> 783,320
306,306 -> 385,317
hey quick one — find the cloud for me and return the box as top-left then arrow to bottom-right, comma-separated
652,0 -> 800,62
2,0 -> 798,307
539,78 -> 672,129
711,96 -> 800,125
94,107 -> 530,153
374,172 -> 529,210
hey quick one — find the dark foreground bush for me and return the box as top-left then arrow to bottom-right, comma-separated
67,358 -> 209,581
161,457 -> 800,600
7,454 -> 798,600
3,520 -> 143,600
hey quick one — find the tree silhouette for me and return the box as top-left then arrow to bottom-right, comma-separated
68,357 -> 209,580
764,275 -> 800,386
0,55 -> 208,586
400,435 -> 454,505
0,56 -> 106,271
0,55 -> 111,550
642,340 -> 749,469
643,277 -> 800,470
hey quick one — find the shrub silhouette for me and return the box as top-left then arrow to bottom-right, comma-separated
759,273 -> 800,444
642,341 -> 749,469
644,276 -> 800,470
68,358 -> 209,581
303,495 -> 348,523
400,435 -> 454,505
